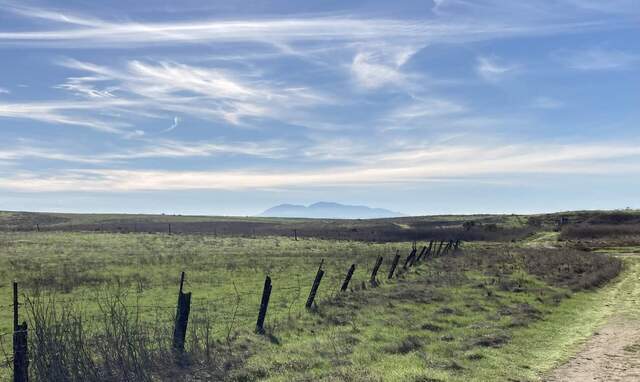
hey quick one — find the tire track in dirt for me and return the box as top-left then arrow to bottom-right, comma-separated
545,256 -> 640,381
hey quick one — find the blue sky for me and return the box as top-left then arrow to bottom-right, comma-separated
0,0 -> 639,216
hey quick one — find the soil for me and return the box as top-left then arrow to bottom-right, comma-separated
545,317 -> 640,381
546,255 -> 640,381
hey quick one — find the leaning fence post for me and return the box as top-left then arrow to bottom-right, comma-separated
388,251 -> 401,279
370,256 -> 384,286
441,241 -> 451,256
415,246 -> 427,263
403,248 -> 417,269
306,260 -> 324,309
435,240 -> 445,257
409,246 -> 421,267
172,272 -> 191,353
425,240 -> 434,258
340,264 -> 356,292
13,282 -> 28,382
256,276 -> 272,334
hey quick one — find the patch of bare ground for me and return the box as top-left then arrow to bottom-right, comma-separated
545,317 -> 640,381
546,255 -> 640,381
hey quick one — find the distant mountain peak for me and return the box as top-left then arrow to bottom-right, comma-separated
259,202 -> 404,219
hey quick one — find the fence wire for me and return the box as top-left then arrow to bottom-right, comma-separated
0,241 -> 458,375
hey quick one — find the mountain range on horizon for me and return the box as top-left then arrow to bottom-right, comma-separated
259,202 -> 405,219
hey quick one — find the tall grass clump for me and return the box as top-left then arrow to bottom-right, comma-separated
24,291 -> 234,382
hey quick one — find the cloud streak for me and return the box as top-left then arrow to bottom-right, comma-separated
0,138 -> 288,165
0,100 -> 133,133
2,142 -> 640,192
557,47 -> 640,71
0,4 -> 606,50
476,55 -> 518,81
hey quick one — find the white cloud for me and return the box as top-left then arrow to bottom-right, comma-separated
348,42 -> 426,90
0,100 -> 132,133
389,98 -> 466,121
0,146 -> 108,164
558,47 -> 640,71
0,87 -> 9,94
164,116 -> 180,133
2,142 -> 640,192
351,52 -> 407,89
0,58 -> 328,133
0,138 -> 288,165
54,76 -> 117,98
476,56 -> 518,81
58,59 -> 326,125
0,3 -> 602,50
110,139 -> 287,160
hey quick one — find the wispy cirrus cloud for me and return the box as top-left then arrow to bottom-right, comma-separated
476,55 -> 519,81
0,138 -> 288,165
0,2 -> 608,50
388,97 -> 466,122
57,58 -> 327,126
2,142 -> 640,192
164,117 -> 180,133
349,44 -> 423,90
0,100 -> 133,133
0,57 -> 328,135
557,47 -> 640,71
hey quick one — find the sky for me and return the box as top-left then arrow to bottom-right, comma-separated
0,0 -> 639,216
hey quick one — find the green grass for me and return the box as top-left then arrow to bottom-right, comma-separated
0,232 -> 409,339
237,256 -> 638,381
0,231 -> 632,381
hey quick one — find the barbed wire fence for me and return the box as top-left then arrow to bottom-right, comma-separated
0,238 -> 461,380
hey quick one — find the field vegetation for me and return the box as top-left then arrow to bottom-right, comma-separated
0,210 -> 634,381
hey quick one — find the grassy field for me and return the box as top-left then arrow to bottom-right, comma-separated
0,221 -> 628,381
0,210 -> 545,242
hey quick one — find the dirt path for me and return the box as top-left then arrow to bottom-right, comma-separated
545,256 -> 640,381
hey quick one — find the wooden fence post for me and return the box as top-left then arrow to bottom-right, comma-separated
369,256 -> 384,286
306,260 -> 324,309
172,272 -> 191,352
387,251 -> 401,279
293,229 -> 298,241
454,239 -> 460,250
435,240 -> 445,257
415,246 -> 427,263
441,241 -> 451,256
13,282 -> 28,382
409,246 -> 422,267
426,240 -> 434,258
340,264 -> 356,292
403,248 -> 417,269
256,276 -> 272,334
